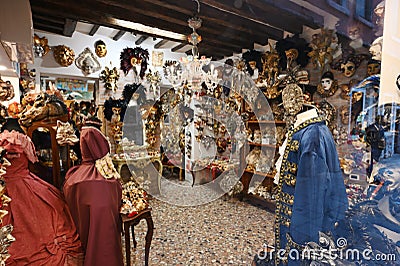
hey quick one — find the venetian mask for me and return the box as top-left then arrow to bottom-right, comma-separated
100,66 -> 120,91
33,34 -> 50,57
95,40 -> 107,57
53,45 -> 75,67
370,37 -> 383,61
348,25 -> 361,41
317,71 -> 338,97
367,62 -> 381,76
282,83 -> 304,116
339,106 -> 350,124
0,79 -> 15,101
341,61 -> 356,77
75,48 -> 101,75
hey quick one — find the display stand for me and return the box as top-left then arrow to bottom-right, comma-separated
121,209 -> 154,266
27,114 -> 69,188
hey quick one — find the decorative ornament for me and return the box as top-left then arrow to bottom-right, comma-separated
339,79 -> 362,102
242,50 -> 262,81
347,23 -> 364,50
53,45 -> 75,67
100,66 -> 120,91
282,83 -> 304,116
374,1 -> 385,36
56,120 -> 79,146
145,69 -> 161,98
151,51 -> 164,67
317,100 -> 336,131
257,44 -> 282,99
33,34 -> 50,57
0,79 -> 15,101
307,28 -> 339,74
317,71 -> 338,97
331,47 -> 368,78
369,37 -> 383,61
339,105 -> 350,125
120,47 -> 149,78
94,40 -> 107,57
367,59 -> 381,76
75,48 -> 101,75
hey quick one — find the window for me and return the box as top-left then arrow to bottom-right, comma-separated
327,0 -> 350,15
356,0 -> 374,22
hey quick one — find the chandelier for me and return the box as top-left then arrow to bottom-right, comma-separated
163,0 -> 219,92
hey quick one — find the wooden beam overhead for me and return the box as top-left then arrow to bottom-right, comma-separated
171,43 -> 190,52
154,39 -> 169,49
113,30 -> 126,41
89,24 -> 100,36
63,18 -> 77,37
135,35 -> 148,45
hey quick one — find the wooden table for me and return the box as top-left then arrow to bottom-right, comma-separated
121,209 -> 154,266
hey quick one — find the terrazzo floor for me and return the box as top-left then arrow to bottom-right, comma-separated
123,196 -> 275,265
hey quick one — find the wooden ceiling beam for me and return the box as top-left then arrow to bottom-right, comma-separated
154,39 -> 169,49
112,30 -> 126,41
32,13 -> 64,25
31,1 -> 253,51
89,24 -> 100,36
135,35 -> 148,45
171,43 -> 190,52
63,18 -> 77,37
130,0 -> 281,44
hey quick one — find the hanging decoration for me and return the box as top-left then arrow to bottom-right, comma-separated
257,45 -> 282,99
53,45 -> 75,67
0,78 -> 15,101
151,51 -> 164,67
75,48 -> 101,75
120,47 -> 149,79
317,71 -> 338,98
100,66 -> 120,91
307,28 -> 340,74
33,34 -> 50,57
331,47 -> 368,78
94,40 -> 107,58
163,0 -> 219,93
56,121 -> 79,146
145,69 -> 161,98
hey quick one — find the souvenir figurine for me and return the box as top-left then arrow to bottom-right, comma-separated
94,40 -> 107,57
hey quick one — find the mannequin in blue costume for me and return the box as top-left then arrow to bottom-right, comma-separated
254,84 -> 348,265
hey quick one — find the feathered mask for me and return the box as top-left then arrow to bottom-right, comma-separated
120,47 -> 149,78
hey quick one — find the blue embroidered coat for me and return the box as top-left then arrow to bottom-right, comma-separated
274,117 -> 348,265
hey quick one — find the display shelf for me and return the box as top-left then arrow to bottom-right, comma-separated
248,142 -> 277,148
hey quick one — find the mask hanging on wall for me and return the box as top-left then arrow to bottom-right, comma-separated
75,48 -> 101,75
33,34 -> 50,57
317,71 -> 338,97
0,78 -> 15,101
94,40 -> 107,58
100,66 -> 120,92
53,45 -> 75,67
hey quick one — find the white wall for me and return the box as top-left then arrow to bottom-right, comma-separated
30,29 -> 186,96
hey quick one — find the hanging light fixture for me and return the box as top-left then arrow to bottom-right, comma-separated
163,0 -> 219,92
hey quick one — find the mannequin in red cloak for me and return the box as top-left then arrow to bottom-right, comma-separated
0,119 -> 84,265
63,122 -> 123,266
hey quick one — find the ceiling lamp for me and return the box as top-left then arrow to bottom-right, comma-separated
163,0 -> 219,92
